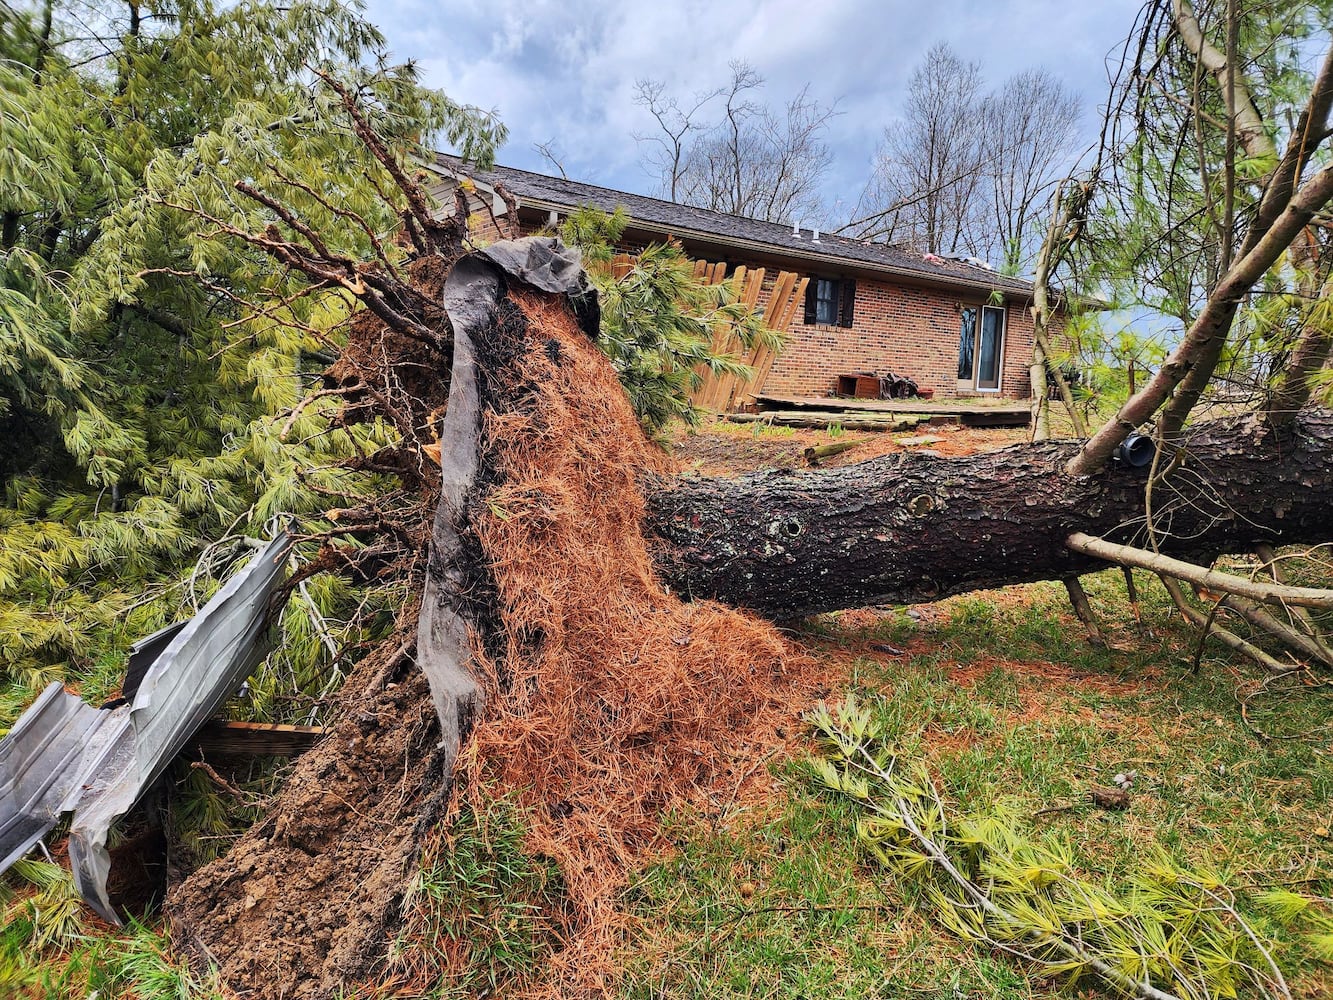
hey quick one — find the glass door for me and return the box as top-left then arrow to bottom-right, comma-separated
976,305 -> 1004,391
956,307 -> 977,389
957,304 -> 1006,391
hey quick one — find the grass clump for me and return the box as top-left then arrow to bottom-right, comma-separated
0,863 -> 220,1000
388,798 -> 567,998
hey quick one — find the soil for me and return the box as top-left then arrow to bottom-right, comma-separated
168,623 -> 451,998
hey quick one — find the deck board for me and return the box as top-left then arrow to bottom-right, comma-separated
753,394 -> 1031,423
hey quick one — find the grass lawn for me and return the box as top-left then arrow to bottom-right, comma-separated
621,570 -> 1333,999
2,419 -> 1329,998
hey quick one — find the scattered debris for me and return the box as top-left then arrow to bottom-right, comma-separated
1089,784 -> 1131,810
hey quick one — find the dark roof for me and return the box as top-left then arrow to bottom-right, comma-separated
433,153 -> 1037,299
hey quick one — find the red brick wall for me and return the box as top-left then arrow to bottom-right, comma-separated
761,277 -> 1036,401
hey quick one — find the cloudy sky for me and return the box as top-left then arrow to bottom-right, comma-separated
363,0 -> 1144,218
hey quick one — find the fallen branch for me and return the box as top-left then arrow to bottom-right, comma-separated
1066,533 -> 1333,610
810,696 -> 1296,1000
1063,576 -> 1107,646
803,439 -> 865,465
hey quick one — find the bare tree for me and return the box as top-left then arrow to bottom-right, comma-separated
635,61 -> 837,224
984,69 -> 1082,270
532,138 -> 568,180
852,43 -> 986,254
632,78 -> 722,202
845,46 -> 1081,272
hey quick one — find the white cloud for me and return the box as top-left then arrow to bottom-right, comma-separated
365,0 -> 1139,212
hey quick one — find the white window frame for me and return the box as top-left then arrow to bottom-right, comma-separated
957,303 -> 1006,393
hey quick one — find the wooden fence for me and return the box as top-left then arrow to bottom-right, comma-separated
689,261 -> 807,412
603,255 -> 806,412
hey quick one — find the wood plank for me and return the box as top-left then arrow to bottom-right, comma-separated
775,276 -> 809,331
189,720 -> 328,759
754,393 -> 1031,418
724,412 -> 929,431
742,268 -> 766,309
762,271 -> 796,326
610,254 -> 635,281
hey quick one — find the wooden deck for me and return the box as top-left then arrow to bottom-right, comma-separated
752,394 -> 1031,428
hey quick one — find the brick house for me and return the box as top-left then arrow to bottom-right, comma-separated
428,154 -> 1051,402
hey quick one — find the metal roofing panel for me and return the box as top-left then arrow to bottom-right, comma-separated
70,530 -> 293,922
0,530 -> 293,924
0,684 -> 118,871
119,621 -> 188,703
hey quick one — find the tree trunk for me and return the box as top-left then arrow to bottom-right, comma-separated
647,409 -> 1333,619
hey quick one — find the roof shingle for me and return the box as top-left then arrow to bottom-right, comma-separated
433,154 -> 1036,298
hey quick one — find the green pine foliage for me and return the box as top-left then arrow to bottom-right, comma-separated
1088,2 -> 1333,399
558,206 -> 784,435
808,693 -> 1332,1000
0,2 -> 503,724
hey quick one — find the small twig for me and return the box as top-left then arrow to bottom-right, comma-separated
1064,576 -> 1108,646
1158,574 -> 1289,673
1122,566 -> 1143,624
1256,543 -> 1333,658
713,747 -> 779,827
190,761 -> 248,802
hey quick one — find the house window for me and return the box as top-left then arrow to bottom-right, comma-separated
815,279 -> 838,324
957,304 -> 1006,391
803,276 -> 856,327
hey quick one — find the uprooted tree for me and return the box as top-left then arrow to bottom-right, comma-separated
23,0 -> 1333,996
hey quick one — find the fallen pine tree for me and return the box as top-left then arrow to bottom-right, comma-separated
647,408 -> 1333,617
163,238 -> 1333,998
122,31 -> 1333,992
9,5 -> 1333,996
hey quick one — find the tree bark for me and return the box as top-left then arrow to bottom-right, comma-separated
648,409 -> 1333,619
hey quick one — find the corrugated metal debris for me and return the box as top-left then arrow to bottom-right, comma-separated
0,530 -> 293,922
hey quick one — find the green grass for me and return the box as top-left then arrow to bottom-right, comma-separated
0,901 -> 223,1000
619,570 -> 1333,998
386,797 -> 567,998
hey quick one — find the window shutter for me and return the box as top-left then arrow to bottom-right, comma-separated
803,277 -> 818,325
838,278 -> 857,327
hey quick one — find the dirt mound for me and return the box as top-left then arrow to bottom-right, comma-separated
167,613 -> 457,997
